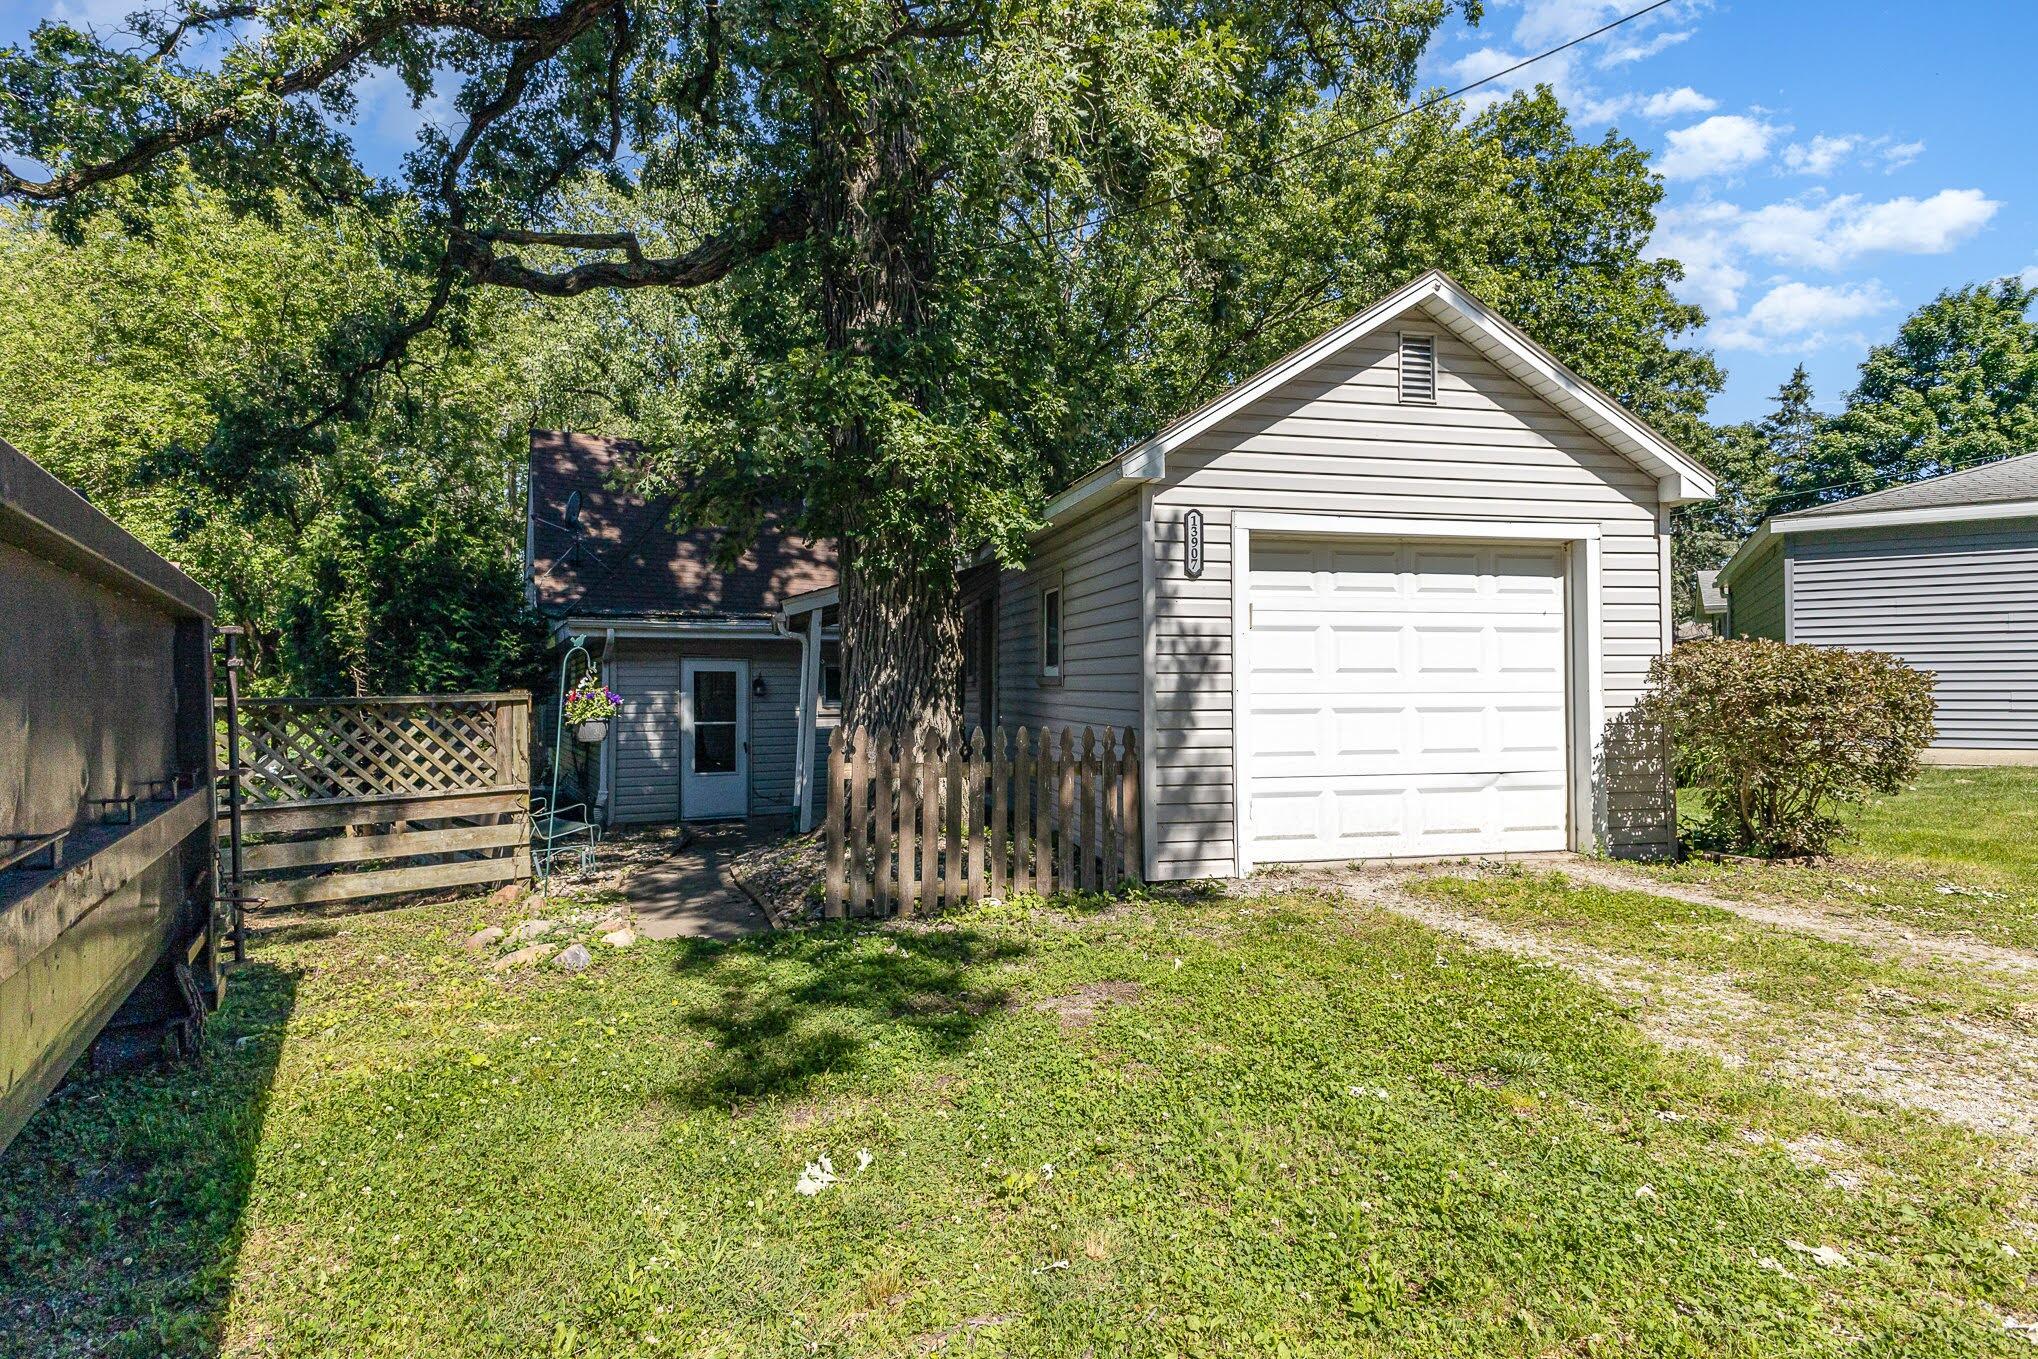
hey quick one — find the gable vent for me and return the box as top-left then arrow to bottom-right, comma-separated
1398,332 -> 1437,404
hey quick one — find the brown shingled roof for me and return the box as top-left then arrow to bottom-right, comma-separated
527,430 -> 837,619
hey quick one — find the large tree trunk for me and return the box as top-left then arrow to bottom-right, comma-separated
814,57 -> 963,739
838,532 -> 963,738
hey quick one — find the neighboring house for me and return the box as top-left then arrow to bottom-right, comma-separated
1693,568 -> 1727,636
533,270 -> 1716,874
1715,450 -> 2038,762
525,429 -> 840,828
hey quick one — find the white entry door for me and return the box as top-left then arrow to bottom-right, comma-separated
1244,536 -> 1569,862
680,659 -> 748,820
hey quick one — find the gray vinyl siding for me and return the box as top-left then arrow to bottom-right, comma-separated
1145,304 -> 1674,879
611,649 -> 681,823
608,637 -> 804,823
997,487 -> 1144,734
1789,517 -> 2038,749
1726,541 -> 1787,640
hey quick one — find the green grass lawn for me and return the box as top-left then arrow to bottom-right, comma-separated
1663,766 -> 2038,948
4,886 -> 2034,1357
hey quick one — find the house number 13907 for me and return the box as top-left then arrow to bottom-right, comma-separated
1185,509 -> 1204,577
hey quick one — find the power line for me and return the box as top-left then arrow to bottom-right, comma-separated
1025,0 -> 1682,246
1750,451 -> 2021,508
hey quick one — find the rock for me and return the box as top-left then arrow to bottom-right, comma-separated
552,943 -> 593,972
490,943 -> 555,972
510,919 -> 556,942
463,926 -> 506,953
487,882 -> 524,906
600,927 -> 637,949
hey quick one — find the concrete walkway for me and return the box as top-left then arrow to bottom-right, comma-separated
622,822 -> 772,941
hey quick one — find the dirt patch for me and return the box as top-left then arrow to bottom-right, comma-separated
1305,865 -> 2038,1157
1560,858 -> 2038,980
729,832 -> 826,928
1034,981 -> 1143,1030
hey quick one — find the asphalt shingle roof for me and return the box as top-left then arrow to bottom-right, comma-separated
1784,450 -> 2038,519
527,430 -> 837,619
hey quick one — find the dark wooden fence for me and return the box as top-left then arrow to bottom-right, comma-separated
217,693 -> 531,910
823,724 -> 1140,916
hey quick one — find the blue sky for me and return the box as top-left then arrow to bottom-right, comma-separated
4,0 -> 2031,424
1425,0 -> 2037,420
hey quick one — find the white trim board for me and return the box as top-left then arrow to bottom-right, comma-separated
1228,512 -> 1607,877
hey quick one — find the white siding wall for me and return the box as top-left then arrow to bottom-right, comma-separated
1146,306 -> 1674,879
608,637 -> 804,824
997,488 -> 1144,733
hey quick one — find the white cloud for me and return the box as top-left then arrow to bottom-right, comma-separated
1641,87 -> 1717,119
1647,200 -> 1751,312
1657,115 -> 1784,180
1782,135 -> 1859,177
1442,1 -> 1708,125
1780,134 -> 1928,179
1831,189 -> 2000,259
1712,281 -> 1895,353
1882,139 -> 1925,170
1720,189 -> 1998,269
2020,264 -> 2038,290
1599,28 -> 1694,66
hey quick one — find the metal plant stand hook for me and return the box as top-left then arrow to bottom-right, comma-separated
537,636 -> 602,884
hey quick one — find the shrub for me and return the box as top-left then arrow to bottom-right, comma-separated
1640,639 -> 1936,858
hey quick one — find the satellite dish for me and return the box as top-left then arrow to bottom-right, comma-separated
562,490 -> 582,536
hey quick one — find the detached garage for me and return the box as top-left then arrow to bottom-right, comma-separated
984,270 -> 1716,880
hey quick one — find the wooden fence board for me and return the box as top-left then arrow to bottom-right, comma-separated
219,693 -> 531,912
990,733 -> 1009,899
873,728 -> 895,917
825,728 -> 846,917
229,787 -> 526,834
943,738 -> 963,906
1013,728 -> 1034,897
919,732 -> 939,917
241,821 -> 524,872
898,731 -> 919,909
257,854 -> 528,909
819,724 -> 1139,915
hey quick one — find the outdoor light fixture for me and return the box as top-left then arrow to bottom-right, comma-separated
752,673 -> 767,698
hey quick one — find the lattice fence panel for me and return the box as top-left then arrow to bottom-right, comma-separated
221,698 -> 508,804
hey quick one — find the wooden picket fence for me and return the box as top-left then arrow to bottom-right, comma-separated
824,724 -> 1140,916
217,693 -> 531,910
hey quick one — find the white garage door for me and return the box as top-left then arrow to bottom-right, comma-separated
1245,536 -> 1570,862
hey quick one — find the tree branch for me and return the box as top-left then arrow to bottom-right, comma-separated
447,195 -> 811,295
2,0 -> 626,203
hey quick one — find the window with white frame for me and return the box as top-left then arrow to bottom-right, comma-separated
1040,586 -> 1062,679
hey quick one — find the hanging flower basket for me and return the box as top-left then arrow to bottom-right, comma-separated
563,668 -> 620,745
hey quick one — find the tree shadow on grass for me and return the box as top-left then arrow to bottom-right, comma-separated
0,962 -> 296,1359
664,923 -> 1028,1108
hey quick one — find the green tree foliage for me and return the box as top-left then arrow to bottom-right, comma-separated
3,0 -> 1739,731
1786,278 -> 2038,511
1642,639 -> 1937,858
0,187 -> 550,693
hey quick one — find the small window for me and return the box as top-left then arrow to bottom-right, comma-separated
1399,332 -> 1437,404
1040,587 -> 1062,678
819,644 -> 842,709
